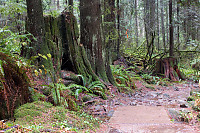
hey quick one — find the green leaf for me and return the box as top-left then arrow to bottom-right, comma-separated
75,89 -> 82,99
0,60 -> 4,76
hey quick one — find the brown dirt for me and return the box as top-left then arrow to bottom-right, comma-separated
95,80 -> 200,133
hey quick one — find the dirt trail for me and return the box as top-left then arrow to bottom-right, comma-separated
108,106 -> 196,133
96,81 -> 200,133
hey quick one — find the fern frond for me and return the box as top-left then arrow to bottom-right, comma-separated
87,81 -> 105,89
66,84 -> 89,92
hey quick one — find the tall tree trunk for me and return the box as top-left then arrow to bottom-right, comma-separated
80,0 -> 113,84
156,0 -> 160,50
57,0 -> 60,9
116,0 -> 120,59
103,0 -> 117,85
166,4 -> 169,46
169,0 -> 174,57
134,0 -> 139,47
160,0 -> 166,51
25,0 -> 56,83
177,1 -> 180,49
25,0 -> 50,66
143,0 -> 155,69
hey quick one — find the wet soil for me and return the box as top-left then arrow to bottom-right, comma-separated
87,80 -> 200,133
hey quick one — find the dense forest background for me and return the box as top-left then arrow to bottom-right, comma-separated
0,0 -> 199,132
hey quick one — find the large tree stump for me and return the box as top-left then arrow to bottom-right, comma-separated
155,57 -> 185,81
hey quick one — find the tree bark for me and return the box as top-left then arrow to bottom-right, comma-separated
80,0 -> 113,84
169,0 -> 174,57
160,0 -> 166,51
116,0 -> 120,59
103,0 -> 118,85
156,0 -> 160,50
177,1 -> 180,49
134,0 -> 139,47
25,0 -> 52,67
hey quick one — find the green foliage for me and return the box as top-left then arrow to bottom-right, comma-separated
111,65 -> 135,92
0,27 -> 34,55
29,87 -> 46,101
66,83 -> 88,99
141,73 -> 168,86
180,67 -> 199,82
45,83 -> 72,108
14,101 -> 100,132
0,0 -> 26,18
179,111 -> 193,122
66,77 -> 107,100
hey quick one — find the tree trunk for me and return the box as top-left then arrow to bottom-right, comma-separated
134,0 -> 139,47
177,2 -> 180,49
80,0 -> 114,84
116,0 -> 120,59
143,0 -> 156,69
169,0 -> 174,57
156,0 -> 160,50
166,4 -> 169,46
25,0 -> 54,69
44,12 -> 99,82
103,0 -> 118,85
160,0 -> 166,51
154,57 -> 186,81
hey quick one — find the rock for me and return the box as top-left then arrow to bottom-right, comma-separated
174,87 -> 179,91
130,102 -> 137,106
95,105 -> 102,111
121,93 -> 126,97
180,104 -> 188,108
193,84 -> 199,88
183,84 -> 188,87
156,87 -> 161,90
109,128 -> 122,133
82,95 -> 92,102
166,87 -> 170,90
107,110 -> 115,117
178,100 -> 189,108
180,109 -> 190,114
163,94 -> 170,99
168,108 -> 180,121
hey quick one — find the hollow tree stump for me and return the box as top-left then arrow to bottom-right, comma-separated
155,57 -> 185,81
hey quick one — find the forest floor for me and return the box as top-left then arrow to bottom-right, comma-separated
89,80 -> 200,133
1,72 -> 200,132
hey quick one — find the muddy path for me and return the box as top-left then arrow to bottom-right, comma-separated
92,80 -> 200,133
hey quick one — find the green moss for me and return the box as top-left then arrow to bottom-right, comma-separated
14,101 -> 53,120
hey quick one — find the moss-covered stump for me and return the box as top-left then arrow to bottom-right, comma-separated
44,11 -> 99,82
0,52 -> 31,119
154,57 -> 186,81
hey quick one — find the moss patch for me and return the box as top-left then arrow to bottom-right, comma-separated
13,101 -> 100,132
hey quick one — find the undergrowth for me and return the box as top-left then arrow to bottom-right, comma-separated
111,65 -> 136,92
4,101 -> 101,132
